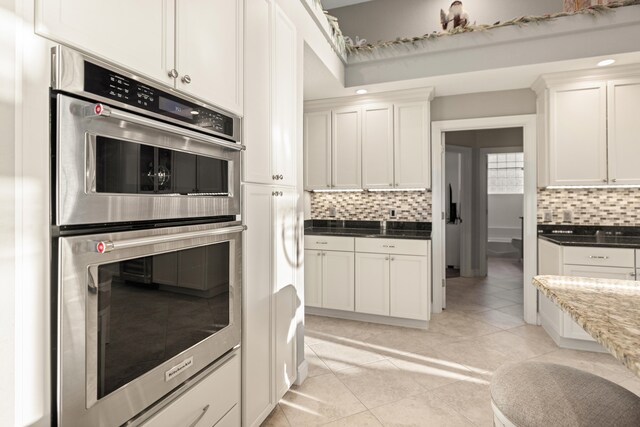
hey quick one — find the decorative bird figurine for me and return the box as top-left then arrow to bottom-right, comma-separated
440,1 -> 470,31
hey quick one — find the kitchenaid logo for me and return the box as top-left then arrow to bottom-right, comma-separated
165,357 -> 194,382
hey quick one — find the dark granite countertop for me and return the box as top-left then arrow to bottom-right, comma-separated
538,225 -> 640,249
305,220 -> 431,240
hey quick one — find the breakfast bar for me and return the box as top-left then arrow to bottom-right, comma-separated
532,275 -> 640,377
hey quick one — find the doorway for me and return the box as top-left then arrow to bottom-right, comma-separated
431,115 -> 537,325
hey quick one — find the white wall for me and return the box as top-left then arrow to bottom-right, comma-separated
329,0 -> 563,42
488,194 -> 523,241
432,89 -> 537,122
0,1 -> 17,424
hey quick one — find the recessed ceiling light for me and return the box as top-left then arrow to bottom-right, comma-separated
355,89 -> 368,95
597,59 -> 615,67
191,110 -> 200,115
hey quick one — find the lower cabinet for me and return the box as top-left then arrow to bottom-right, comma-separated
305,235 -> 431,322
141,351 -> 240,427
538,239 -> 636,348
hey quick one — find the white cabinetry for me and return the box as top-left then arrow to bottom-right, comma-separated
175,0 -> 243,114
548,83 -> 607,186
394,102 -> 430,188
355,238 -> 430,321
362,104 -> 394,189
243,184 -> 298,426
304,236 -> 355,311
141,351 -> 240,427
303,111 -> 332,190
607,78 -> 640,185
37,0 -> 243,114
538,239 -> 636,349
304,89 -> 433,191
36,0 -> 175,86
534,68 -> 640,187
332,107 -> 362,189
304,235 -> 431,323
244,1 -> 296,186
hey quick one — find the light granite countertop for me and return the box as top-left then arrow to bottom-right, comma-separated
533,275 -> 640,377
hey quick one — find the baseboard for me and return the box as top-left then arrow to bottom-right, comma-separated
305,306 -> 429,329
540,320 -> 607,353
295,360 -> 308,386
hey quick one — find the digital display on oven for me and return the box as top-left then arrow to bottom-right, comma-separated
159,96 -> 195,120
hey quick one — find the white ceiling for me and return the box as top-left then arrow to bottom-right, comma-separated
321,0 -> 375,10
303,49 -> 640,101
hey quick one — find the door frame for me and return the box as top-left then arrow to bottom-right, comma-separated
431,115 -> 538,325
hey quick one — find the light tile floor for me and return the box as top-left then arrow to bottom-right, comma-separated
262,258 -> 640,426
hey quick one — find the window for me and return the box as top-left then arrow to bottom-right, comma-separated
487,152 -> 524,194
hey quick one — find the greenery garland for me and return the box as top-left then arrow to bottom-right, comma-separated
313,0 -> 640,57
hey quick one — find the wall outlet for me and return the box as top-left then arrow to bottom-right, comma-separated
389,208 -> 397,219
543,211 -> 553,222
328,206 -> 337,217
563,209 -> 573,223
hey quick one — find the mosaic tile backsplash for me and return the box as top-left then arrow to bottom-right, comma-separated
310,191 -> 432,221
538,188 -> 640,226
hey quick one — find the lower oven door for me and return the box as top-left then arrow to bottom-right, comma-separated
57,221 -> 243,427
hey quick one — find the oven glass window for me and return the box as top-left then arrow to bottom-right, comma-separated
96,241 -> 230,400
95,136 -> 229,195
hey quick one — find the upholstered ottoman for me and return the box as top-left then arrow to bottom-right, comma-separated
490,362 -> 640,427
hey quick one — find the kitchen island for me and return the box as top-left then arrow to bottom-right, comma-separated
533,275 -> 640,377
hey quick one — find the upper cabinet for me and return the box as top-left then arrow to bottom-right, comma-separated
243,0 -> 297,186
332,107 -> 362,189
36,0 -> 243,115
607,78 -> 640,185
175,0 -> 243,115
304,89 -> 433,191
534,67 -> 640,187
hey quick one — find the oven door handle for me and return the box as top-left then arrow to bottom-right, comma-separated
86,103 -> 246,151
96,225 -> 247,254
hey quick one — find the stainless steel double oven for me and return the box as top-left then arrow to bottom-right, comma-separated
51,46 -> 244,426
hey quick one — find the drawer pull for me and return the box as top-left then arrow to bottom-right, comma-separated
316,241 -> 328,245
188,404 -> 210,427
589,256 -> 609,259
383,245 -> 396,248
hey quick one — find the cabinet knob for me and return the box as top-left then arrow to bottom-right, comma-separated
612,178 -> 617,183
317,252 -> 322,256
279,174 -> 284,180
629,272 -> 636,278
182,74 -> 192,84
390,257 -> 395,261
326,184 -> 331,188
168,69 -> 179,79
389,183 -> 393,186
602,179 -> 607,183
385,257 -> 389,260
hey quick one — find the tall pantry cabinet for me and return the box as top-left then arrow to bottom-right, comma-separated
243,1 -> 300,426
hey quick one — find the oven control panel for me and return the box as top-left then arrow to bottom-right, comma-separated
83,62 -> 235,139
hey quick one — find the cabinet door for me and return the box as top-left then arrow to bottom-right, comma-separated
242,184 -> 274,425
355,253 -> 389,316
36,0 -> 175,85
362,104 -> 394,189
273,188 -> 297,398
390,255 -> 430,320
304,250 -> 323,308
323,251 -> 355,311
549,83 -> 607,186
243,0 -> 273,185
304,111 -> 332,190
332,107 -> 362,189
175,0 -> 243,114
394,102 -> 430,188
607,78 -> 640,185
272,5 -> 297,187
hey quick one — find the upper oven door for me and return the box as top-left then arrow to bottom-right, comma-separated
55,94 -> 242,226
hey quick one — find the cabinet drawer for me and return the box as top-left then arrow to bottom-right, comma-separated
563,246 -> 634,268
355,238 -> 428,256
142,352 -> 240,427
305,235 -> 354,251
